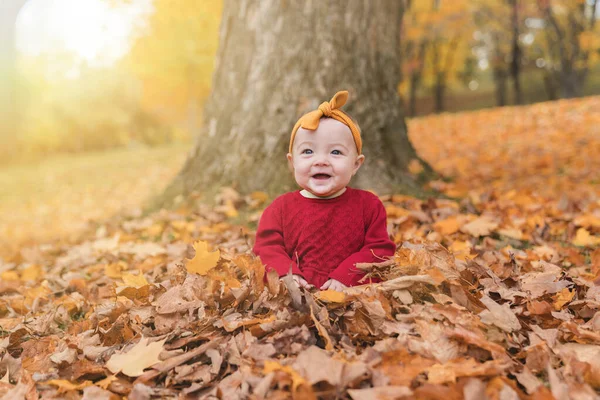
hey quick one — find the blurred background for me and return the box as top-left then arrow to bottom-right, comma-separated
2,0 -> 599,164
1,0 -> 599,251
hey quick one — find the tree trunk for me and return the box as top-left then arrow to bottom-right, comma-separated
509,0 -> 522,105
492,67 -> 507,107
408,72 -> 420,117
433,74 -> 446,113
542,72 -> 559,101
160,0 -> 432,205
0,0 -> 28,141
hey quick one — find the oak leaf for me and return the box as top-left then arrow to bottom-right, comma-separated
106,337 -> 167,377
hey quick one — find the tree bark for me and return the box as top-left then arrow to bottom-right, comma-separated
0,0 -> 28,141
160,0 -> 433,205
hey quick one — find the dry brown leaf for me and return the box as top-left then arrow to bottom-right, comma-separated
106,337 -> 167,377
478,294 -> 521,333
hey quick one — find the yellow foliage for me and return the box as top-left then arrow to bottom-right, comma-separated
124,0 -> 223,125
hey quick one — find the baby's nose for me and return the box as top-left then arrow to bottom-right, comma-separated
313,155 -> 330,165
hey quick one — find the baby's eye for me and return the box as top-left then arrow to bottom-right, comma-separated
301,149 -> 313,155
331,150 -> 342,155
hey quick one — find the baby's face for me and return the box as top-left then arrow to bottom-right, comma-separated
287,118 -> 365,197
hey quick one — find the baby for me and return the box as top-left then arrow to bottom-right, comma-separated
253,90 -> 396,291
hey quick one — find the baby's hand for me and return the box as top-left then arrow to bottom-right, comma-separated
320,279 -> 347,292
284,274 -> 313,289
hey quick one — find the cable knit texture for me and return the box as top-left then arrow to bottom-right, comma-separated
253,187 -> 396,288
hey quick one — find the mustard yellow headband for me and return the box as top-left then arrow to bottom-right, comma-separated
289,90 -> 362,155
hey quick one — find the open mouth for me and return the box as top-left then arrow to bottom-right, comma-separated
312,174 -> 331,180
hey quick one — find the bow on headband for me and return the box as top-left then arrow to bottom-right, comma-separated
289,90 -> 362,155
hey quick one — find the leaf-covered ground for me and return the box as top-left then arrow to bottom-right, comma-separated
1,97 -> 599,399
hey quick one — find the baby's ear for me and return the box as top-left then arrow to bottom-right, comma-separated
286,153 -> 294,171
353,154 -> 365,175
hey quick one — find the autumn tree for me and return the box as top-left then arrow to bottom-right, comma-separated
400,0 -> 473,114
536,0 -> 600,98
0,0 -> 28,156
160,1 -> 433,204
472,0 -> 532,106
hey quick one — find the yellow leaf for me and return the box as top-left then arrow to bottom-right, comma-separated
434,217 -> 460,235
106,337 -> 166,377
21,264 -> 43,282
264,360 -> 308,393
186,240 -> 220,275
95,375 -> 117,390
315,290 -> 347,303
250,191 -> 269,203
573,228 -> 600,247
574,214 -> 600,229
45,379 -> 93,393
448,240 -> 472,261
105,261 -> 126,279
0,271 -> 19,281
121,272 -> 149,288
554,288 -> 575,311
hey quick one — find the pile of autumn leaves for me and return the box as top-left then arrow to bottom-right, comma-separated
0,186 -> 599,399
0,96 -> 599,399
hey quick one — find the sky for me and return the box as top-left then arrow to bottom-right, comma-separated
16,0 -> 153,68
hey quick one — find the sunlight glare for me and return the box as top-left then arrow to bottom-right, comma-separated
16,0 -> 152,67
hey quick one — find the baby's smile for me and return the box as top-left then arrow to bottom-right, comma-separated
312,173 -> 331,180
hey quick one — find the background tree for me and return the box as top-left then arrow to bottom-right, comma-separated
123,0 -> 222,138
472,0 -> 529,106
160,0 -> 434,205
536,0 -> 600,98
400,0 -> 472,114
424,1 -> 472,113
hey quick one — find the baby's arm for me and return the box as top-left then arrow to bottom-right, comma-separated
253,200 -> 304,279
327,197 -> 396,287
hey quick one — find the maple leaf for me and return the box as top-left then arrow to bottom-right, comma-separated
460,216 -> 499,237
106,337 -> 167,377
185,240 -> 220,275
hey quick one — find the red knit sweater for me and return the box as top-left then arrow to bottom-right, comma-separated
253,187 -> 396,288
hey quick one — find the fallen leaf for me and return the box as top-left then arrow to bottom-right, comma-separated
461,216 -> 499,237
573,228 -> 600,247
185,240 -> 220,275
45,379 -> 93,393
121,272 -> 149,289
315,290 -> 347,303
106,337 -> 167,377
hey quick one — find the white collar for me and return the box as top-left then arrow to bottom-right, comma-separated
299,187 -> 346,199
